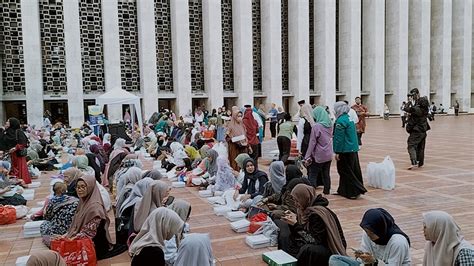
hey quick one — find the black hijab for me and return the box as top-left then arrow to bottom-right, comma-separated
1,118 -> 25,151
242,158 -> 266,181
360,208 -> 410,246
285,164 -> 303,183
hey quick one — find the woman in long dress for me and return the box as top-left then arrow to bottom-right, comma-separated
226,107 -> 249,171
333,102 -> 367,199
0,118 -> 31,184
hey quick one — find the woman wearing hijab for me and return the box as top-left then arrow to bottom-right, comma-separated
235,158 -> 268,204
67,175 -> 124,259
242,106 -> 259,163
63,167 -> 83,197
72,155 -> 95,176
214,157 -> 236,192
184,145 -> 201,162
281,184 -> 347,265
304,106 -> 334,194
26,251 -> 66,266
329,208 -> 411,265
333,101 -> 367,199
187,149 -> 218,186
165,199 -> 193,265
298,103 -> 316,157
115,167 -> 143,216
111,154 -> 142,196
90,144 -> 107,172
175,234 -> 214,266
133,180 -> 171,232
0,118 -> 31,184
261,161 -> 286,202
422,211 -> 474,266
141,169 -> 164,180
103,138 -> 129,187
130,207 -> 184,266
227,107 -> 249,171
102,133 -> 112,154
115,177 -> 153,245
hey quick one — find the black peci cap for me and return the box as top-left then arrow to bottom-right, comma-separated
298,100 -> 305,105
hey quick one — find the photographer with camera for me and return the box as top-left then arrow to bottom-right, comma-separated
404,88 -> 430,170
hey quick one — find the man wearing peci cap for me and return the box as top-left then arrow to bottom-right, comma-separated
403,88 -> 430,169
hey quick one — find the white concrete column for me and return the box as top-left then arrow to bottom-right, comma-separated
232,0 -> 254,107
137,0 -> 159,120
102,0 -> 122,123
408,0 -> 430,98
314,0 -> 336,108
171,0 -> 192,116
21,0 -> 44,127
385,0 -> 409,114
0,55 -> 4,122
261,0 -> 282,108
451,0 -> 472,112
338,0 -> 361,103
362,0 -> 385,116
63,0 -> 85,128
203,0 -> 224,110
288,0 -> 309,115
430,0 -> 452,108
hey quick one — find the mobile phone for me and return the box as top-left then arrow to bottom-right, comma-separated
350,247 -> 363,254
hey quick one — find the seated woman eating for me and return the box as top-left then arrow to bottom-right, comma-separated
329,208 -> 411,266
281,184 -> 347,265
64,175 -> 126,260
129,207 -> 185,266
233,158 -> 268,209
41,182 -> 79,247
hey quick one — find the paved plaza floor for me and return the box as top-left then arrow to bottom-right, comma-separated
0,115 -> 472,265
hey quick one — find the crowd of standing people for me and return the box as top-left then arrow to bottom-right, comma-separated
0,94 -> 472,266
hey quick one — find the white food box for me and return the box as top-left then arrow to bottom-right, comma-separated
53,164 -> 63,169
15,255 -> 30,266
36,201 -> 45,207
245,234 -> 271,249
207,196 -> 222,204
213,206 -> 232,216
230,219 -> 250,233
225,211 -> 246,222
198,190 -> 213,198
172,181 -> 185,188
27,182 -> 41,188
27,207 -> 43,215
22,190 -> 35,201
23,221 -> 45,238
262,250 -> 298,266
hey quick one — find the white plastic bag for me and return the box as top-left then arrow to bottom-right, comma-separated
14,205 -> 29,219
366,156 -> 396,190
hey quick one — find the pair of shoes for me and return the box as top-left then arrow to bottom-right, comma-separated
349,195 -> 360,200
408,164 -> 418,170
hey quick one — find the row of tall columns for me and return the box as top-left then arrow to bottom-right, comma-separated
16,0 -> 474,127
21,0 -> 44,127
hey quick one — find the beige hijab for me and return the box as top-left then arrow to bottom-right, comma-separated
129,207 -> 184,256
66,175 -> 112,244
63,167 -> 83,185
168,199 -> 192,222
300,103 -> 315,126
27,251 -> 66,266
423,211 -> 473,266
133,180 -> 170,232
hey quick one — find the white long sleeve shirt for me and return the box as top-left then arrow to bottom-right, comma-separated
360,232 -> 411,266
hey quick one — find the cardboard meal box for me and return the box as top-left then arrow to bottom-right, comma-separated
213,206 -> 232,216
230,219 -> 250,233
225,211 -> 246,222
245,234 -> 271,249
27,182 -> 41,188
23,221 -> 45,238
198,190 -> 213,198
15,255 -> 30,266
262,250 -> 297,266
171,181 -> 185,188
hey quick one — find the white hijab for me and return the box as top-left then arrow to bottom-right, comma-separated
423,211 -> 473,266
129,207 -> 184,257
175,233 -> 214,266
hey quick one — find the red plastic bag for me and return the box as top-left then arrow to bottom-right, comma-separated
248,213 -> 267,233
202,130 -> 215,139
51,237 -> 97,266
0,205 -> 16,225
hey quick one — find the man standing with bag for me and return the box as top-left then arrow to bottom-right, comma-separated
404,88 -> 430,169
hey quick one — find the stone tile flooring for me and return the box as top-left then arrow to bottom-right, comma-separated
0,115 -> 472,265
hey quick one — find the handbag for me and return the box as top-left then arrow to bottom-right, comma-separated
15,130 -> 28,157
51,237 -> 97,266
0,205 -> 17,225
